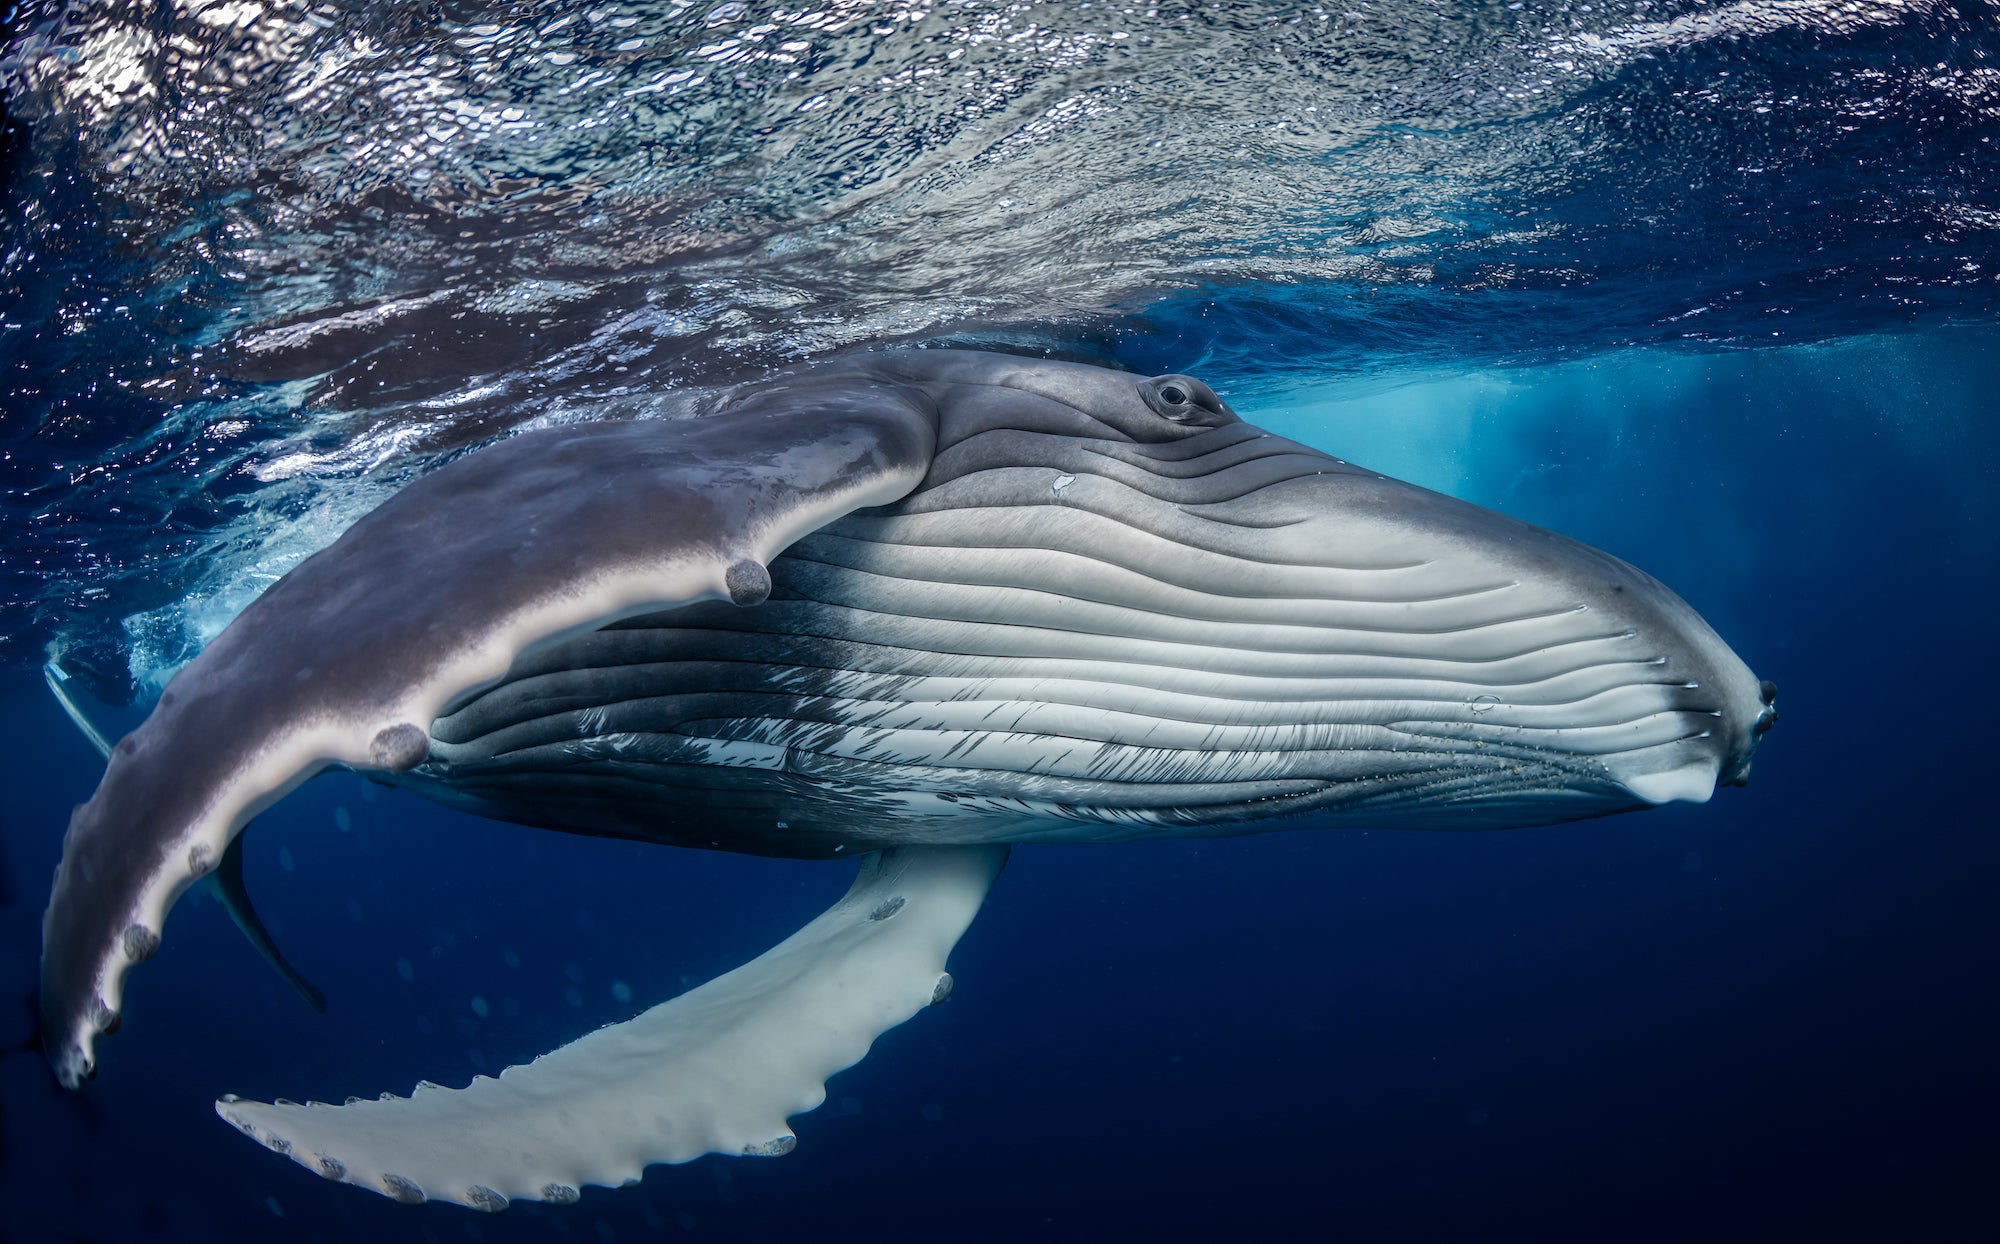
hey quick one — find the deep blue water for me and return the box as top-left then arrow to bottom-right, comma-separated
3,2 -> 1998,1241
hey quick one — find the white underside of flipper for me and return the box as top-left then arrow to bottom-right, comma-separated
217,844 -> 1007,1210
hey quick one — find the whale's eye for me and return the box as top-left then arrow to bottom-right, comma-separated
1142,374 -> 1232,425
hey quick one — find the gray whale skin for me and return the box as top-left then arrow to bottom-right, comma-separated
39,349 -> 1777,1209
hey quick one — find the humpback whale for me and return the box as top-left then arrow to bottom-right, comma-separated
40,349 -> 1776,1209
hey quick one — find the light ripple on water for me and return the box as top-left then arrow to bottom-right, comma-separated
0,0 -> 1995,691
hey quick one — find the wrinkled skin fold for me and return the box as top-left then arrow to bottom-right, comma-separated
40,349 -> 1775,1203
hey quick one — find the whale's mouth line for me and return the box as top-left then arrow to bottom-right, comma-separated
1755,679 -> 1780,736
1722,677 -> 1779,787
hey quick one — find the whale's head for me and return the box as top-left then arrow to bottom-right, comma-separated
1273,452 -> 1774,825
1160,426 -> 1772,828
863,350 -> 1779,832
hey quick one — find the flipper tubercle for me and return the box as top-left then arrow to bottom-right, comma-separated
43,660 -> 327,1015
216,844 -> 1007,1208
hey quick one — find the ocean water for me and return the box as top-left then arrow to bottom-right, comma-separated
1,1 -> 1996,1241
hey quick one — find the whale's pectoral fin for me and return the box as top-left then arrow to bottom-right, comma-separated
41,370 -> 940,1088
44,661 -> 326,1014
216,844 -> 1007,1209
